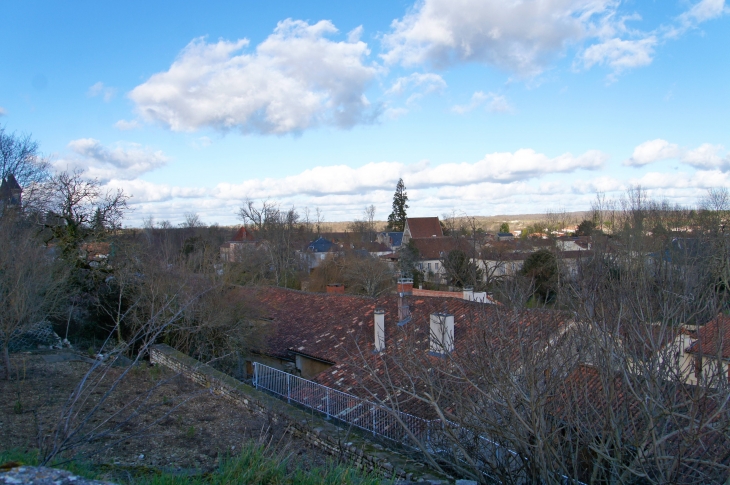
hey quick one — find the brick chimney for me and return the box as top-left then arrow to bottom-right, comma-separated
397,277 -> 412,326
326,283 -> 345,294
374,309 -> 385,352
397,278 -> 413,295
429,312 -> 454,355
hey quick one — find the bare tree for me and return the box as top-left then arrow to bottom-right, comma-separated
0,218 -> 68,379
44,170 -> 128,258
354,189 -> 730,483
238,199 -> 306,288
0,127 -> 51,212
341,253 -> 394,297
365,204 -> 377,243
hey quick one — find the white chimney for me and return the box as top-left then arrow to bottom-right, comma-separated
429,312 -> 454,355
374,309 -> 385,352
462,286 -> 474,301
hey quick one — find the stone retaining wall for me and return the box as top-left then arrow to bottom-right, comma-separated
149,344 -> 446,483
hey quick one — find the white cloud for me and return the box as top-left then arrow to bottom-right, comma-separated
682,143 -> 729,170
114,119 -> 141,131
0,106 -> 6,116
387,73 -> 446,96
579,37 -> 657,77
214,148 -> 606,201
383,0 -> 725,80
129,19 -> 380,135
452,91 -> 513,114
626,139 -> 729,170
382,0 -> 619,76
105,179 -> 208,203
55,138 -> 169,181
677,0 -> 728,28
385,72 -> 446,110
626,139 -> 683,166
88,81 -> 117,102
347,25 -> 364,43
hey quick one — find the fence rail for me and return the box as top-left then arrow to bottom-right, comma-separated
253,362 -> 583,485
253,362 -> 430,443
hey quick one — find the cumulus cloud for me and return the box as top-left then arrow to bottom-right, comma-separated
626,139 -> 729,170
682,143 -> 729,170
114,119 -> 141,131
626,139 -> 683,166
129,19 -> 380,135
0,106 -> 6,116
452,91 -> 513,114
382,0 -> 618,76
55,138 -> 169,181
383,0 -> 727,80
88,82 -> 117,102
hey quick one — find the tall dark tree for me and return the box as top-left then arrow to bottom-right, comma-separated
575,219 -> 595,236
520,249 -> 558,302
386,178 -> 408,231
441,249 -> 482,288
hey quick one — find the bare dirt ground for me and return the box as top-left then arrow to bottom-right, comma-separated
0,351 -> 331,474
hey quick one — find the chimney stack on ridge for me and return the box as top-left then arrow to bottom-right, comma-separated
429,312 -> 454,355
374,309 -> 385,352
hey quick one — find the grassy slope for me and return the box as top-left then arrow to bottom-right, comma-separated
0,442 -> 385,485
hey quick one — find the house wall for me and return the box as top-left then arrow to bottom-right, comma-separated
417,259 -> 445,283
295,354 -> 333,379
244,354 -> 295,378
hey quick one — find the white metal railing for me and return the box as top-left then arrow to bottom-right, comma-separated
253,362 -> 430,442
253,362 -> 584,484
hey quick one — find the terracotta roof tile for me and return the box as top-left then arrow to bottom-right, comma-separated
409,237 -> 471,259
405,217 -> 443,238
687,314 -> 730,359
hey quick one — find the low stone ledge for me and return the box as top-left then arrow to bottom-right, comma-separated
0,466 -> 114,485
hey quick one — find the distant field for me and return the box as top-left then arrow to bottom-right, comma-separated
321,211 -> 590,233
198,211 -> 591,233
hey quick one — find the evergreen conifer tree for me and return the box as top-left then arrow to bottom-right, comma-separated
386,178 -> 408,231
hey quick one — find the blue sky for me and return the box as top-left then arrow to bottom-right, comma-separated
1,0 -> 728,226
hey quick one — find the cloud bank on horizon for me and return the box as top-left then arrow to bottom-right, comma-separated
94,139 -> 728,226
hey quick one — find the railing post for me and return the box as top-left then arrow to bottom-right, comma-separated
287,373 -> 291,403
372,404 -> 376,436
326,388 -> 330,419
253,362 -> 257,388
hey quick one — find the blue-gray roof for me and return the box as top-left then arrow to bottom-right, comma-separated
386,232 -> 403,247
308,236 -> 334,253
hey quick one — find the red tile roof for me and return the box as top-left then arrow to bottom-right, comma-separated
409,237 -> 471,259
405,217 -> 443,238
237,286 -> 568,399
552,363 -> 730,481
687,314 -> 730,359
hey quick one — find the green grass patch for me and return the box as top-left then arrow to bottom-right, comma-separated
1,441 -> 385,485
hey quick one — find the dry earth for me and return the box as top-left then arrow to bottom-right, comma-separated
0,351 -> 331,474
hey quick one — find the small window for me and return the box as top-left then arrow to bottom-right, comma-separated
694,357 -> 702,378
435,263 -> 439,270
427,262 -> 431,270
